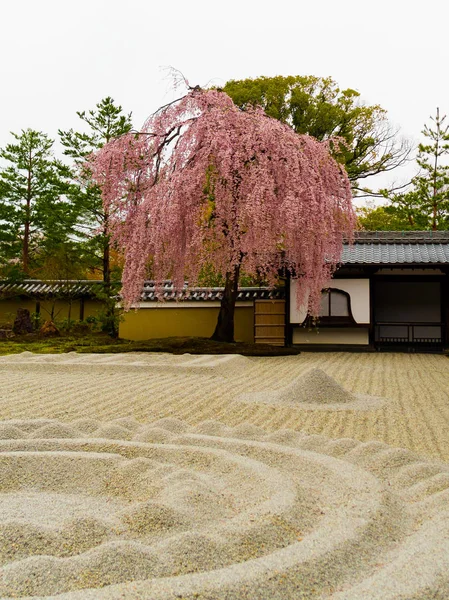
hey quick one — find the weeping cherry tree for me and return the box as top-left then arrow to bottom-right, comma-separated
89,87 -> 356,342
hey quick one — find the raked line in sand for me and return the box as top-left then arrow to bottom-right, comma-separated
0,417 -> 448,599
237,367 -> 386,410
1,351 -> 449,461
1,352 -> 449,598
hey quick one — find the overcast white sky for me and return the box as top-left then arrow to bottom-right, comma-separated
2,0 -> 449,198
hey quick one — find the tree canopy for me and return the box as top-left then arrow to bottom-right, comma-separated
0,129 -> 74,276
222,75 -> 410,195
89,87 -> 355,342
356,204 -> 418,231
59,97 -> 133,284
378,108 -> 449,231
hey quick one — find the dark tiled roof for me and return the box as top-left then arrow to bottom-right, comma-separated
0,280 -> 285,302
0,280 -> 116,298
342,231 -> 449,265
140,282 -> 285,302
353,231 -> 449,243
3,233 -> 447,297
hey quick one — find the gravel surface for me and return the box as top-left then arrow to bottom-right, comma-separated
1,351 -> 447,460
238,367 -> 386,410
0,352 -> 448,598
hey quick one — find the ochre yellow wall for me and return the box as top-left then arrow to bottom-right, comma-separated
82,299 -> 104,319
0,298 -> 104,325
39,300 -> 81,321
0,299 -> 36,325
119,306 -> 255,342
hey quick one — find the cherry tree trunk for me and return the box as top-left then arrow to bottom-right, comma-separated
211,265 -> 240,343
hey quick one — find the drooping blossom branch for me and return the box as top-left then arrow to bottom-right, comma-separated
89,87 -> 356,319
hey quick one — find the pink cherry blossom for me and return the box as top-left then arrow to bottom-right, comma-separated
89,88 -> 355,331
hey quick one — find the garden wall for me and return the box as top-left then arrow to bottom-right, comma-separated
0,297 -> 104,326
119,303 -> 255,342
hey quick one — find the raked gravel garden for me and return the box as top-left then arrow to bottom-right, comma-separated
0,350 -> 448,599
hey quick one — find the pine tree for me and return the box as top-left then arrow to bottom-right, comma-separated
414,108 -> 449,230
0,129 -> 73,276
59,97 -> 133,285
387,109 -> 449,230
59,98 -> 133,336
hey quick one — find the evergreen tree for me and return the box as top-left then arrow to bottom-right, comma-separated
222,75 -> 411,196
356,203 -> 420,231
59,97 -> 133,285
0,129 -> 73,276
387,109 -> 449,230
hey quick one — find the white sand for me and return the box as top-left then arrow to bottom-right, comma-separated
0,352 -> 449,598
238,367 -> 386,410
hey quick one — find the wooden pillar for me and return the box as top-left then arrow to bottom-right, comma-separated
442,272 -> 449,348
34,301 -> 41,330
285,272 -> 293,347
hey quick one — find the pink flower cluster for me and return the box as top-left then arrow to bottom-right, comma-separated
89,89 -> 355,313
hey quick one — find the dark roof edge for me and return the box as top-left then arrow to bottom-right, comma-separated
336,264 -> 448,270
350,231 -> 449,244
0,280 -> 119,299
0,280 -> 285,302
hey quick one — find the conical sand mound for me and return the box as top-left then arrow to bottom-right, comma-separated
278,368 -> 356,405
238,368 -> 385,411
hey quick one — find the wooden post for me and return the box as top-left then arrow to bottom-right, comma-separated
285,272 -> 293,347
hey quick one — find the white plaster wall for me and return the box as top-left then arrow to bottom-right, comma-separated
289,282 -> 309,324
290,278 -> 370,324
293,327 -> 369,345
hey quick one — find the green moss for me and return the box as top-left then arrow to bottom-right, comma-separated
0,334 -> 300,357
